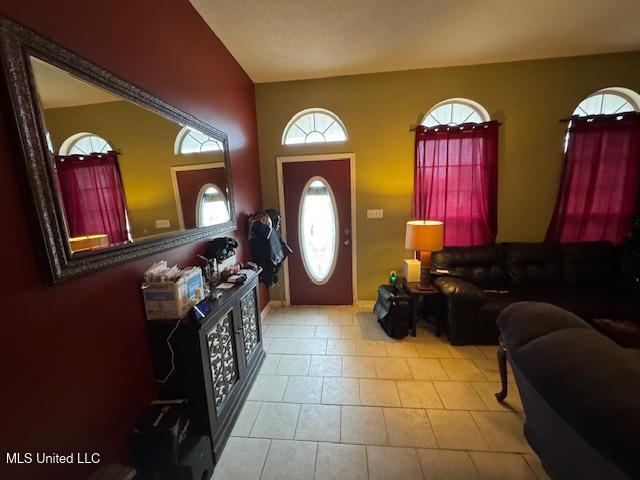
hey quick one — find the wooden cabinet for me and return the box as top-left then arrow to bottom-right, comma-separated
148,272 -> 265,462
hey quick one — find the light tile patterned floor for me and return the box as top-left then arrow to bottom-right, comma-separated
213,305 -> 549,480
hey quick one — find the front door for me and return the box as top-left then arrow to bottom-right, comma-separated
280,156 -> 353,305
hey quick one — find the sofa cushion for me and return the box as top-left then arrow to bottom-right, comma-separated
509,287 -> 640,322
432,244 -> 508,287
561,241 -> 617,287
498,302 -> 640,478
505,243 -> 562,287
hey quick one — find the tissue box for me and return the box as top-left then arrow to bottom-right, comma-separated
142,268 -> 204,320
402,259 -> 421,283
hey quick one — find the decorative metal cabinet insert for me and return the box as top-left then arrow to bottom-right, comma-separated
240,288 -> 259,361
207,310 -> 239,410
147,271 -> 264,464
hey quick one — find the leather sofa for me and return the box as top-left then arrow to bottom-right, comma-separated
432,241 -> 640,345
497,302 -> 640,480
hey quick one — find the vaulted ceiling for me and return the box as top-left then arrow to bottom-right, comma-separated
190,0 -> 640,83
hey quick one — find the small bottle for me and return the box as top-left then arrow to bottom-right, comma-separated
389,271 -> 398,284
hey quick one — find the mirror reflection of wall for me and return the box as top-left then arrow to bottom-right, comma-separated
30,56 -> 231,254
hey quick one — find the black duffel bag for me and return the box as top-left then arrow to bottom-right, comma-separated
374,285 -> 412,339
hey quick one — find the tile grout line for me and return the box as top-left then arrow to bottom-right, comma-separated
257,438 -> 272,480
467,409 -> 492,452
292,400 -> 303,441
364,442 -> 371,480
414,446 -> 427,480
246,401 -> 265,438
312,440 -> 320,480
423,408 -> 441,449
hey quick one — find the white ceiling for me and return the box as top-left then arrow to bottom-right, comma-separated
31,57 -> 120,109
190,0 -> 640,83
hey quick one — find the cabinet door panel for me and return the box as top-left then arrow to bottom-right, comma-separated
240,287 -> 260,366
206,309 -> 240,412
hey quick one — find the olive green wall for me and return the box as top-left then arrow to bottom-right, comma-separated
45,101 -> 224,240
255,51 -> 640,301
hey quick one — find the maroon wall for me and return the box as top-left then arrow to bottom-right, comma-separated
0,1 -> 265,479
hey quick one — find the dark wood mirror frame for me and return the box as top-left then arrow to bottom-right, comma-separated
0,16 -> 236,284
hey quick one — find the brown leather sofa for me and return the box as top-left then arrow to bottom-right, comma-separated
432,241 -> 640,345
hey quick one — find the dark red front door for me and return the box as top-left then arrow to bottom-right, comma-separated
282,158 -> 352,305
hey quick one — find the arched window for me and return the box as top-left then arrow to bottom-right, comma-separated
415,98 -> 498,246
573,87 -> 640,117
59,132 -> 112,155
175,126 -> 224,154
548,87 -> 640,243
422,98 -> 490,127
282,108 -> 347,145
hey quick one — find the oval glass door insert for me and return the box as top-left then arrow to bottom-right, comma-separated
299,177 -> 339,284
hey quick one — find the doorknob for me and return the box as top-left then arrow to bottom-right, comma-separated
344,239 -> 351,246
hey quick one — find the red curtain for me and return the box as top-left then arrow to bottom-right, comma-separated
55,151 -> 130,246
546,112 -> 640,243
414,121 -> 499,246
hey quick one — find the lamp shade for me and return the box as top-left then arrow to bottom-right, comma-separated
405,220 -> 444,251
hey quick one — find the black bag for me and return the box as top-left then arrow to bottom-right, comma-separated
374,285 -> 411,339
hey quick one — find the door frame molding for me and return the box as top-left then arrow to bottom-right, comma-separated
276,153 -> 357,306
170,162 -> 225,230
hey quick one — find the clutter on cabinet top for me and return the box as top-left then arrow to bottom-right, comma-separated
198,237 -> 240,298
205,237 -> 238,263
141,261 -> 205,320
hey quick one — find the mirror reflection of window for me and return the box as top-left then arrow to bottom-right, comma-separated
197,184 -> 230,227
60,132 -> 112,155
175,126 -> 224,154
30,55 -> 232,251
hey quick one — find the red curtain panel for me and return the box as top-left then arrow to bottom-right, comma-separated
414,121 -> 499,246
546,112 -> 640,243
55,151 -> 130,246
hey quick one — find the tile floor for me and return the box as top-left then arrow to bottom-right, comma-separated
213,305 -> 549,480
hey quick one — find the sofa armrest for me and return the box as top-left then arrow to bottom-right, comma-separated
434,276 -> 484,305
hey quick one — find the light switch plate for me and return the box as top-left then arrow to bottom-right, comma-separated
155,219 -> 171,229
367,209 -> 384,219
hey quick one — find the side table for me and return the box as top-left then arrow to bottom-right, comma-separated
401,278 -> 443,337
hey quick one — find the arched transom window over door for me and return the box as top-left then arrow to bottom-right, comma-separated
421,98 -> 491,127
282,108 -> 347,145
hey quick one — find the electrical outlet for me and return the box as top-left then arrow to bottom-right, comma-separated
155,219 -> 171,229
367,209 -> 384,219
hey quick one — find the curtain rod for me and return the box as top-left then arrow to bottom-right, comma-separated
409,122 -> 502,132
559,112 -> 640,123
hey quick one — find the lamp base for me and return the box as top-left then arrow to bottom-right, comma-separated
419,250 -> 432,289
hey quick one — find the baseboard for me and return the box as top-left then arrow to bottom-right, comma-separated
261,300 -> 285,318
356,300 -> 376,310
262,300 -> 373,315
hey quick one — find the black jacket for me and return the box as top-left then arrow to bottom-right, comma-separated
249,222 -> 292,287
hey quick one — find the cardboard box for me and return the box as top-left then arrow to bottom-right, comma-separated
403,259 -> 421,283
142,268 -> 204,320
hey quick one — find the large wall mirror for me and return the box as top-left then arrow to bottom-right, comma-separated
0,16 -> 236,283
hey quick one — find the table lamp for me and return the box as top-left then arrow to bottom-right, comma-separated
405,220 -> 444,289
